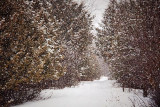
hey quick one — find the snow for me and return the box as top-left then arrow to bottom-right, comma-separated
13,76 -> 150,107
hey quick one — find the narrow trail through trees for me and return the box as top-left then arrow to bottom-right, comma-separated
15,77 -> 150,107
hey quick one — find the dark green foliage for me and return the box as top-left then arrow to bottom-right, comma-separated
97,0 -> 160,104
0,0 -> 97,106
152,88 -> 160,107
0,1 -> 46,105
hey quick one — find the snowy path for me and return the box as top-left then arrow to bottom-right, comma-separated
14,77 -> 150,107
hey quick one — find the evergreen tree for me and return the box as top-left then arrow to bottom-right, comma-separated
0,0 -> 95,106
97,0 -> 160,101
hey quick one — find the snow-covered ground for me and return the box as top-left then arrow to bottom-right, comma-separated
14,76 -> 150,107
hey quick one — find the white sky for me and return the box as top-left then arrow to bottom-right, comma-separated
73,0 -> 109,28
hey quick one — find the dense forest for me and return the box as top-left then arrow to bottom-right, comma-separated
0,0 -> 160,106
96,0 -> 160,106
0,0 -> 102,106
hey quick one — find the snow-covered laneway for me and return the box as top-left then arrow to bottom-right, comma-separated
14,77 -> 150,107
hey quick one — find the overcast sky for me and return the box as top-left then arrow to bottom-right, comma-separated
73,0 -> 109,28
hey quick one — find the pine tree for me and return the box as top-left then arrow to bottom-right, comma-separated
0,0 -> 94,106
97,0 -> 160,100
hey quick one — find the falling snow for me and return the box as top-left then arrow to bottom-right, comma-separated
0,0 -> 159,107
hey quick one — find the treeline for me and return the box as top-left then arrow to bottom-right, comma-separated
0,0 -> 101,106
97,0 -> 160,106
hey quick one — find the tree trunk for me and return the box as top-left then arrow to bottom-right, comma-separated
122,84 -> 125,92
143,88 -> 148,97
